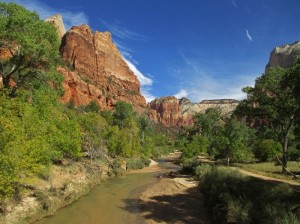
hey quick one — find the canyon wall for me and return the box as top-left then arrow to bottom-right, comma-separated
46,15 -> 146,110
265,40 -> 300,72
149,96 -> 239,127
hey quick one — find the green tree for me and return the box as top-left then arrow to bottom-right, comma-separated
191,108 -> 222,137
113,101 -> 133,129
213,118 -> 254,166
0,2 -> 61,96
236,67 -> 298,173
139,116 -> 149,143
255,139 -> 282,162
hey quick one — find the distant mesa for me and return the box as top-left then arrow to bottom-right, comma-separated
148,96 -> 239,127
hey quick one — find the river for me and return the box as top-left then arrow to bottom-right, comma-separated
35,158 -> 179,224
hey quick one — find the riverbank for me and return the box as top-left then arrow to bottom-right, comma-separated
0,160 -> 111,224
135,153 -> 210,224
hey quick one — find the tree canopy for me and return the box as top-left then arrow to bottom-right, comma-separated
0,2 -> 61,96
236,64 -> 299,173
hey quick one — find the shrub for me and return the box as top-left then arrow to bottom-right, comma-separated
254,139 -> 282,161
199,167 -> 300,223
126,157 -> 150,170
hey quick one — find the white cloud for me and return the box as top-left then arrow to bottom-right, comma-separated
101,20 -> 147,41
174,89 -> 189,99
246,29 -> 253,41
3,0 -> 88,29
123,57 -> 153,86
122,55 -> 155,102
174,52 -> 257,103
141,87 -> 156,103
231,0 -> 238,9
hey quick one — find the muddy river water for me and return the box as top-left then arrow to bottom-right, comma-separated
35,159 -> 179,224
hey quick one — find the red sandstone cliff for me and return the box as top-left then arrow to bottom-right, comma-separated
58,24 -> 146,110
45,14 -> 147,110
149,97 -> 239,127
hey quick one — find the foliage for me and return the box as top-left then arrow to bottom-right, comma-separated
212,117 -> 255,165
181,135 -> 209,158
0,88 -> 83,200
113,101 -> 133,129
0,3 -> 178,203
125,157 -> 150,170
182,108 -> 255,165
198,166 -> 300,224
254,139 -> 282,162
236,65 -> 299,173
0,2 -> 62,96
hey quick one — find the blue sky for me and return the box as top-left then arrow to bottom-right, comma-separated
4,0 -> 300,102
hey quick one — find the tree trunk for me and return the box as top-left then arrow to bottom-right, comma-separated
227,157 -> 230,166
141,130 -> 145,143
282,135 -> 288,175
2,75 -> 10,89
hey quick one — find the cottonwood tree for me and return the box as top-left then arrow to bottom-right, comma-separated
236,66 -> 298,174
0,2 -> 61,96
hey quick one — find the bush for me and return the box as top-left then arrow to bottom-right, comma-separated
195,164 -> 213,181
126,157 -> 150,170
288,146 -> 300,161
255,139 -> 282,161
199,167 -> 300,223
180,157 -> 201,174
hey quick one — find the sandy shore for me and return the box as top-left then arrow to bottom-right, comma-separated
132,153 -> 210,224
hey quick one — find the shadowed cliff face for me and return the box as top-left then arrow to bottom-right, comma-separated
58,24 -> 146,110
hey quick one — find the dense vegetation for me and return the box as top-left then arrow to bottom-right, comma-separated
0,3 -> 173,204
179,58 -> 300,174
196,165 -> 300,224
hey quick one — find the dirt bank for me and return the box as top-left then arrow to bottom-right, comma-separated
139,177 -> 210,224
0,160 -> 111,224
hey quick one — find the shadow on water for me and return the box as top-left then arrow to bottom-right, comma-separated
121,187 -> 210,224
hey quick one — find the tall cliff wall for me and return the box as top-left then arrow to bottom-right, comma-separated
149,96 -> 239,127
46,15 -> 146,110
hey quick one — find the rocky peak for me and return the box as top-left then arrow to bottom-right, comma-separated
45,14 -> 66,40
265,40 -> 300,72
56,22 -> 145,110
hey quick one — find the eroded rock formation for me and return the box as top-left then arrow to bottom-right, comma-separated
265,40 -> 300,72
149,96 -> 239,127
55,21 -> 146,110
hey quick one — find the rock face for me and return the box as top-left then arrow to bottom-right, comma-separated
149,96 -> 239,127
45,14 -> 66,40
58,24 -> 146,110
265,40 -> 300,72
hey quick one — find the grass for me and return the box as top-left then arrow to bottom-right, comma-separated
232,161 -> 300,183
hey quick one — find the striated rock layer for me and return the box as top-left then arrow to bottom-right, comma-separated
265,40 -> 300,72
50,20 -> 146,110
149,96 -> 239,127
